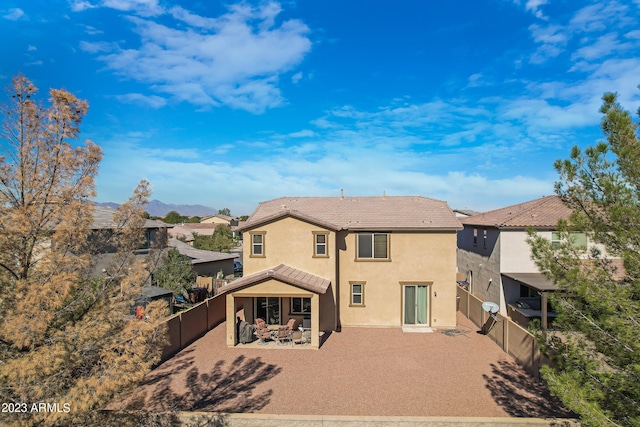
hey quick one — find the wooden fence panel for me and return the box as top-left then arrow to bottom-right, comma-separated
507,321 -> 538,377
468,293 -> 484,328
486,312 -> 506,352
457,286 -> 544,378
179,301 -> 208,348
161,314 -> 182,361
207,295 -> 226,330
456,286 -> 469,317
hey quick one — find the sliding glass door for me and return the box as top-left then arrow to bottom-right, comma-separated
255,297 -> 281,325
403,285 -> 430,325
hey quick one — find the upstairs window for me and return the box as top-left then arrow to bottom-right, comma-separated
357,233 -> 389,259
250,232 -> 265,257
313,232 -> 328,257
473,228 -> 478,246
552,231 -> 587,250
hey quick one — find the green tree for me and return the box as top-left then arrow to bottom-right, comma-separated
163,210 -> 184,224
213,224 -> 234,252
192,225 -> 234,253
528,91 -> 640,427
153,247 -> 196,296
218,207 -> 231,216
0,75 -> 167,426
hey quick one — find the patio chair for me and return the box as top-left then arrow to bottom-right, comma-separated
274,318 -> 296,346
253,318 -> 271,345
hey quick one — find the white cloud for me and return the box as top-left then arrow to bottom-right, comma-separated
114,93 -> 168,108
288,129 -> 316,138
95,129 -> 556,214
27,45 -> 37,51
571,32 -> 633,62
101,0 -> 163,16
70,0 -> 96,12
291,71 -> 303,84
79,41 -> 118,54
91,2 -> 311,113
525,0 -> 548,19
3,8 -> 25,20
82,25 -> 103,35
569,2 -> 631,33
528,24 -> 568,63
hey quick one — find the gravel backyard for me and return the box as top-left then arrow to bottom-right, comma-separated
116,312 -> 573,419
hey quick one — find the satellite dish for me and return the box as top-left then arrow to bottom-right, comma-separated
482,301 -> 500,313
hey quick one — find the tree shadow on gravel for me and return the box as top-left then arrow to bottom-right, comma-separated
483,359 -> 576,419
125,355 -> 282,413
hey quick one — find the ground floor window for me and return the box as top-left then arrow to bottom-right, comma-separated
291,297 -> 311,314
255,297 -> 281,325
350,282 -> 365,306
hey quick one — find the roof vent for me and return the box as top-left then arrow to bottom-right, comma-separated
281,204 -> 286,209
267,269 -> 275,276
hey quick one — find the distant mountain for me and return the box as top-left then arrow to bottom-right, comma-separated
94,200 -> 217,217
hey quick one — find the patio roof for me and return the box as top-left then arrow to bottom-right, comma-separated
502,273 -> 559,292
218,264 -> 330,295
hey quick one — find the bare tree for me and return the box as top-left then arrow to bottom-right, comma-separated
0,75 -> 167,426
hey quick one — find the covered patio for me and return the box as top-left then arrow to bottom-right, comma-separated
218,264 -> 330,349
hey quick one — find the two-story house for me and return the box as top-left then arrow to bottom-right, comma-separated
218,195 -> 462,348
456,195 -> 598,329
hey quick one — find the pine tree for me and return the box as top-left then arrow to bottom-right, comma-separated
0,75 -> 168,426
528,90 -> 640,427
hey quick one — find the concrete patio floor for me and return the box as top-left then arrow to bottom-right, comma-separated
116,313 -> 574,420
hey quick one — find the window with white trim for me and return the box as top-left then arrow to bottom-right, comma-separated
357,233 -> 388,259
250,232 -> 265,257
313,232 -> 328,257
350,282 -> 365,306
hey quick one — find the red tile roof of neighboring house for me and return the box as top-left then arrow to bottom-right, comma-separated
240,196 -> 461,231
217,264 -> 330,295
460,195 -> 572,229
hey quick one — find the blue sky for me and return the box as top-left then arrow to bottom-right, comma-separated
2,0 -> 640,215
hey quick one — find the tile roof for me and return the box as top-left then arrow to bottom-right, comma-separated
169,238 -> 237,264
460,195 -> 572,229
91,206 -> 171,230
217,264 -> 330,295
241,196 -> 461,231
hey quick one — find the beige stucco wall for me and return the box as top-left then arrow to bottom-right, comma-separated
242,217 -> 337,331
338,231 -> 458,328
500,230 -> 540,273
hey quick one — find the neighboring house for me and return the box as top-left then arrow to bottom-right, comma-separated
218,195 -> 462,348
90,206 -> 171,275
456,195 -> 612,329
453,209 -> 480,218
169,238 -> 237,278
200,214 -> 239,226
168,223 -> 220,245
91,206 -> 171,253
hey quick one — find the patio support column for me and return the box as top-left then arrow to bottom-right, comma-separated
311,293 -> 320,348
226,293 -> 236,346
